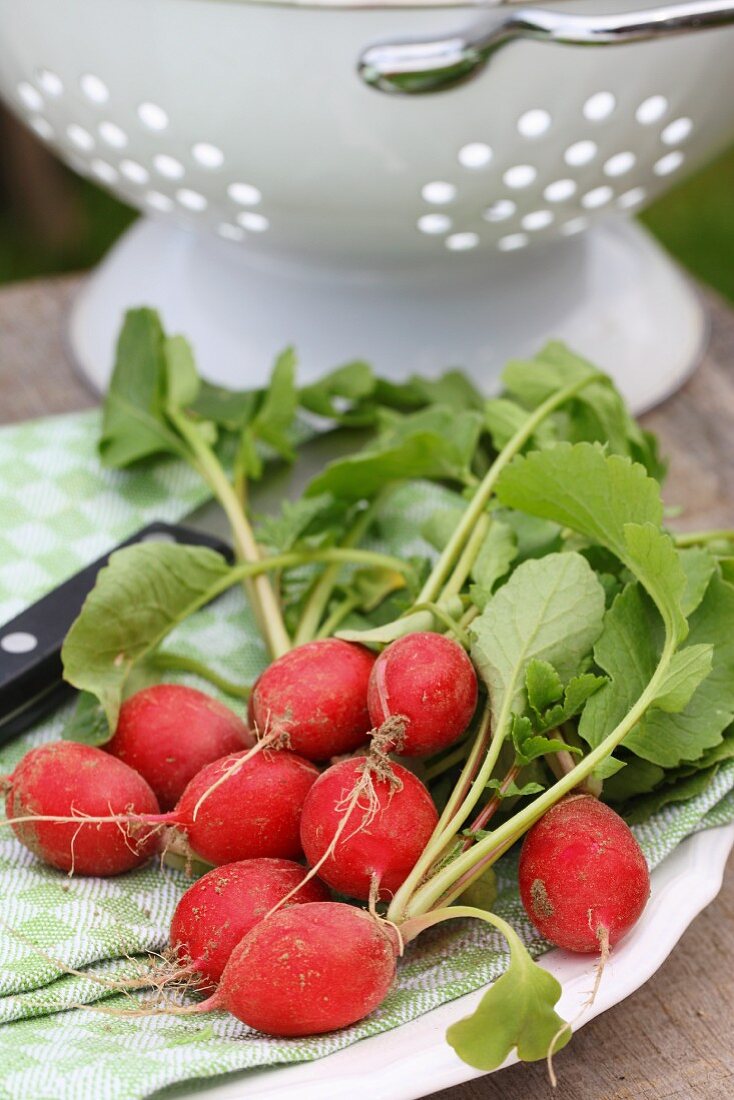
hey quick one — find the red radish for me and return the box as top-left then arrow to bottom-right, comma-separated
299,757 -> 438,900
2,742 -> 161,876
173,749 -> 320,865
248,639 -> 375,760
518,794 -> 650,953
107,685 -> 253,810
170,858 -> 329,990
196,902 -> 398,1036
367,632 -> 478,757
4,744 -> 318,873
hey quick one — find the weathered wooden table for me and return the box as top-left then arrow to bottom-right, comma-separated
1,274 -> 733,1100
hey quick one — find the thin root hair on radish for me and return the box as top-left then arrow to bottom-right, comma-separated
3,742 -> 164,876
368,715 -> 408,758
266,752 -> 405,919
86,903 -> 401,1036
334,755 -> 401,841
189,715 -> 290,823
0,916 -> 196,1002
546,926 -> 611,1088
4,740 -> 320,873
300,757 -> 439,902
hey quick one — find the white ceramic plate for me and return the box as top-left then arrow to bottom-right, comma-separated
172,822 -> 734,1100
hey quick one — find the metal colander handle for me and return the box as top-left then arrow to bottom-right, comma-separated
359,0 -> 734,94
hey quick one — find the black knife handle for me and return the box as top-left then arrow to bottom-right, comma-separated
0,522 -> 233,744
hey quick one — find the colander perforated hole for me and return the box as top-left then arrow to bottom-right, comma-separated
497,233 -> 528,252
91,159 -> 118,185
138,102 -> 169,131
80,74 -> 109,104
218,223 -> 245,242
458,143 -> 493,169
154,154 -> 184,180
146,191 -> 174,213
98,121 -> 127,149
604,152 -> 636,178
583,92 -> 616,122
618,187 -> 647,209
517,110 -> 551,138
37,69 -> 63,98
422,181 -> 457,204
446,232 -> 479,252
636,95 -> 668,125
582,186 -> 613,209
522,210 -> 554,231
560,217 -> 589,236
66,124 -> 94,152
654,151 -> 685,176
418,214 -> 452,235
17,82 -> 43,112
661,118 -> 693,146
564,141 -> 597,167
192,143 -> 224,169
228,182 -> 263,206
29,117 -> 54,141
503,165 -> 537,189
483,200 -> 516,223
120,159 -> 149,185
177,188 -> 208,212
237,212 -> 269,232
543,179 -> 577,203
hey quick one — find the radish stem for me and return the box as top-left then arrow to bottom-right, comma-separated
673,528 -> 734,547
406,604 -> 472,648
400,635 -> 676,919
440,514 -> 491,601
147,653 -> 250,700
387,704 -> 492,923
462,763 -> 521,847
294,491 -> 389,646
168,409 -> 291,659
315,594 -> 362,639
416,373 -> 603,607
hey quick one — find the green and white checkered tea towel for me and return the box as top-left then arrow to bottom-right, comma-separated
0,409 -> 733,1100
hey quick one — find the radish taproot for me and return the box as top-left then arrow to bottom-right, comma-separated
248,639 -> 375,760
108,684 -> 253,810
195,902 -> 399,1036
170,858 -> 329,990
2,742 -> 162,876
367,632 -> 478,757
518,794 -> 650,953
299,757 -> 438,900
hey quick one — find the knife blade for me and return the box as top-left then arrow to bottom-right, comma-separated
0,522 -> 233,745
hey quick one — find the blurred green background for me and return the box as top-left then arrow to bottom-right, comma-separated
0,106 -> 732,301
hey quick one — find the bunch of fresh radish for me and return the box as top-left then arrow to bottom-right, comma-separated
1,630 -> 649,1042
13,319 -> 719,1074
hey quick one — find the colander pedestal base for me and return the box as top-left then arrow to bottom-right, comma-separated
69,216 -> 705,414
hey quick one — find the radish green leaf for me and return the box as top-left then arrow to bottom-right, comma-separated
470,552 -> 606,722
62,542 -> 231,730
446,919 -> 570,1070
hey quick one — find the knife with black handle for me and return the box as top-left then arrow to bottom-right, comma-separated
0,522 -> 233,745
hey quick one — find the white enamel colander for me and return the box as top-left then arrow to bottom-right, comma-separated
1,0 -> 733,405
